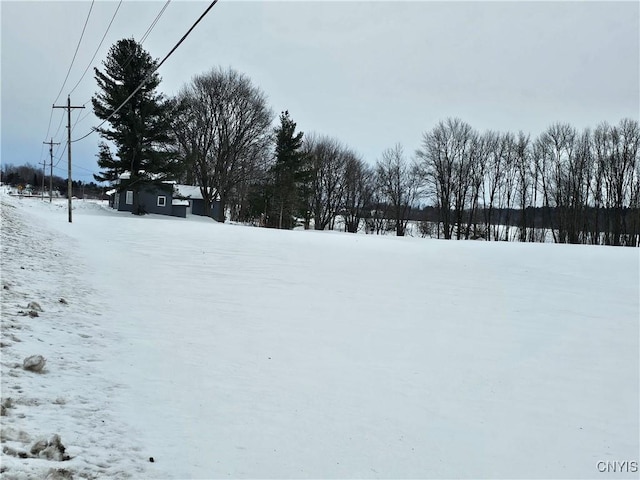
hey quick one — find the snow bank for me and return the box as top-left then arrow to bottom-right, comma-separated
1,195 -> 161,479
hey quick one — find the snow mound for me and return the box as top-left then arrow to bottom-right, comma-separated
22,355 -> 46,373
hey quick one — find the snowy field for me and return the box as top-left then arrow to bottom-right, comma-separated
1,194 -> 638,479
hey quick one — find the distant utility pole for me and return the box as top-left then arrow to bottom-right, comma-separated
43,138 -> 60,203
53,96 -> 84,223
40,159 -> 46,200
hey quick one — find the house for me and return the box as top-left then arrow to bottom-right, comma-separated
106,173 -> 220,219
108,172 -> 187,218
173,184 -> 222,219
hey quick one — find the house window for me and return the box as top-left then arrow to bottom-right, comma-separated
157,196 -> 166,207
125,191 -> 133,205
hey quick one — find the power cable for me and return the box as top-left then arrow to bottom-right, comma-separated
72,163 -> 96,174
68,0 -> 123,97
72,103 -> 94,131
140,0 -> 171,44
73,0 -> 172,125
39,107 -> 57,164
53,142 -> 68,168
52,0 -> 95,106
42,0 -> 94,164
53,99 -> 92,170
118,0 -> 172,73
42,108 -> 55,142
52,110 -> 67,140
72,0 -> 219,144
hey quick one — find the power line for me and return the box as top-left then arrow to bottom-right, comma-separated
42,107 -> 55,142
52,0 -> 95,106
52,109 -> 67,140
72,103 -> 94,132
41,110 -> 66,168
140,0 -> 172,45
155,1 -> 219,74
52,99 -> 90,153
68,0 -> 123,97
53,163 -> 96,176
114,0 -> 173,76
72,163 -> 96,174
44,0 -> 169,169
39,108 -> 57,165
51,98 -> 90,171
41,1 -> 94,165
70,0 -> 173,136
72,0 -> 219,144
53,142 -> 68,168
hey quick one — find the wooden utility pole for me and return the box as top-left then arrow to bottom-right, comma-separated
40,159 -> 47,200
53,96 -> 84,222
43,138 -> 60,203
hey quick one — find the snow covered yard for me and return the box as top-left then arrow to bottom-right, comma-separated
1,195 -> 638,479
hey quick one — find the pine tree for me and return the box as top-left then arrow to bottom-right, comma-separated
269,111 -> 306,229
92,38 -> 179,214
93,142 -> 119,183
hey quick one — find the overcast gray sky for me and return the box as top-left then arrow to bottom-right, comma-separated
1,1 -> 638,183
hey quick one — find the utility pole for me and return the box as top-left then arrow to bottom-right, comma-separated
40,159 -> 46,200
53,96 -> 84,223
43,138 -> 60,203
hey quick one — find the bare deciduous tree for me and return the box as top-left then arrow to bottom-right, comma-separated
417,118 -> 476,239
480,131 -> 504,240
376,144 -> 421,236
342,154 -> 374,233
514,132 -> 534,242
304,134 -> 349,231
593,119 -> 640,246
172,67 -> 273,221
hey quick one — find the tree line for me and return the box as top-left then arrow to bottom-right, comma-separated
416,118 -> 640,246
92,38 -> 639,246
0,163 -> 104,199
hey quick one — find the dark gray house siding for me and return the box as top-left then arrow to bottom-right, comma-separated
110,181 -> 222,219
190,198 -> 222,219
170,203 -> 187,218
115,185 -> 174,216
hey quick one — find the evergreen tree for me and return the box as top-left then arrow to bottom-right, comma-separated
269,111 -> 306,229
92,38 -> 179,214
94,142 -> 119,183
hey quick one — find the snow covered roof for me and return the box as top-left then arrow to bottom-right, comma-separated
117,171 -> 174,183
105,189 -> 117,196
173,184 -> 217,200
174,185 -> 201,199
172,199 -> 190,207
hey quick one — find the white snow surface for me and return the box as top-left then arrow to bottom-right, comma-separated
1,195 -> 638,479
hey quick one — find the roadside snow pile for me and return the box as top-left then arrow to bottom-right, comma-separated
1,195 -> 159,479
